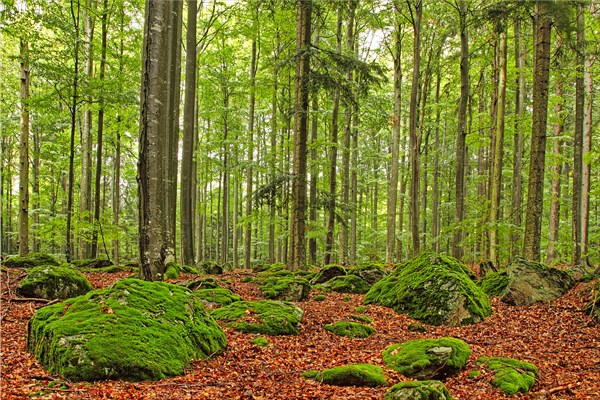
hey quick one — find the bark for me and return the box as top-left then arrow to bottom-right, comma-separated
572,2 -> 584,266
523,2 -> 551,261
452,0 -> 469,260
582,51 -> 594,265
489,25 -> 507,267
308,30 -> 319,266
349,103 -> 359,265
180,0 -> 197,266
244,36 -> 257,269
289,0 -> 311,271
431,68 -> 442,251
396,134 -> 407,261
19,38 -> 30,257
269,55 -> 278,264
112,117 -> 121,266
32,125 -> 40,252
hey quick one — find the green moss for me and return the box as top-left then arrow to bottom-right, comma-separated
194,288 -> 241,306
17,265 -> 93,300
350,314 -> 373,324
384,380 -> 453,400
27,278 -> 227,381
250,337 -> 269,347
365,251 -> 491,326
179,265 -> 200,274
407,323 -> 428,333
181,278 -> 222,291
347,264 -> 387,285
311,265 -> 347,285
323,274 -> 371,294
211,300 -> 304,335
260,276 -> 310,301
241,276 -> 254,283
383,337 -> 471,380
479,270 -> 510,297
301,370 -> 320,379
468,370 -> 481,379
313,294 -> 326,301
325,321 -> 374,338
198,261 -> 224,275
257,268 -> 295,279
317,364 -> 386,387
584,281 -> 599,323
477,356 -> 538,395
3,252 -> 59,268
70,258 -> 113,269
164,263 -> 180,279
355,306 -> 369,313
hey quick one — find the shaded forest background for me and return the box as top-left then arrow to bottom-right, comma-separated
1,0 -> 599,271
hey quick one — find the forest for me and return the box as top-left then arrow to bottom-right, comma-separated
1,0 -> 600,399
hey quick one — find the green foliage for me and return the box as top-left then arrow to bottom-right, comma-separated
383,337 -> 471,380
384,380 -> 453,400
325,321 -> 374,338
211,300 -> 304,336
27,278 -> 227,381
477,357 -> 538,395
365,251 -> 491,326
479,270 -> 510,297
194,288 -> 241,306
3,253 -> 59,268
17,265 -> 92,300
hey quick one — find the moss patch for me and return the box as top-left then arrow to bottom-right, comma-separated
347,264 -> 387,285
479,270 -> 509,297
313,294 -> 326,301
311,265 -> 347,284
383,337 -> 471,380
407,323 -> 428,333
584,281 -> 599,323
260,276 -> 310,301
250,337 -> 269,347
325,321 -> 374,338
198,261 -> 224,275
3,253 -> 59,268
304,364 -> 387,387
365,251 -> 491,326
384,380 -> 452,400
211,300 -> 304,335
350,314 -> 373,324
194,288 -> 241,307
477,356 -> 538,395
322,274 -> 371,294
180,278 -> 222,291
164,263 -> 180,279
27,278 -> 227,381
17,265 -> 92,300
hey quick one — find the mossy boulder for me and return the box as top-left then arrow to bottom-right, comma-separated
70,258 -> 113,269
325,321 -> 374,338
585,281 -> 600,323
211,300 -> 304,335
179,277 -> 222,290
260,276 -> 310,301
479,270 -> 510,297
27,278 -> 227,381
3,252 -> 60,268
311,265 -> 347,284
164,263 -> 180,279
383,337 -> 471,380
501,258 -> 574,306
304,364 -> 387,387
384,380 -> 452,400
198,261 -> 224,275
348,264 -> 387,285
17,265 -> 92,300
322,274 -> 371,294
194,288 -> 241,307
253,262 -> 286,273
477,356 -> 538,395
250,337 -> 269,347
364,251 -> 491,326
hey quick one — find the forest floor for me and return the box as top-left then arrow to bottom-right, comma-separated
1,267 -> 599,400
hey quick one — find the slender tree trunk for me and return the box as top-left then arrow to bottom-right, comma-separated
289,0 -> 311,271
523,2 -> 551,261
489,25 -> 507,267
397,134 -> 407,261
269,64 -> 278,264
453,0 -> 469,260
66,0 -> 81,263
349,103 -> 358,265
323,8 -> 342,266
582,51 -> 594,265
32,125 -> 40,252
432,69 -> 442,252
180,0 -> 197,266
244,36 -> 257,269
112,117 -> 121,265
572,2 -> 584,266
221,97 -> 229,265
308,30 -> 319,266
546,80 -> 564,265
19,38 -> 30,257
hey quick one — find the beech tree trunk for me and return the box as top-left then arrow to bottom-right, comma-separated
582,49 -> 594,265
19,38 -> 30,257
572,3 -> 584,266
244,36 -> 257,269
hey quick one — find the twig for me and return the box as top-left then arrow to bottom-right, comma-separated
536,382 -> 579,395
6,297 -> 60,305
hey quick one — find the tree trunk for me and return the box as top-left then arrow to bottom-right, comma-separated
32,125 -> 40,253
180,0 -> 197,266
19,38 -> 30,257
523,2 -> 551,261
572,2 -> 584,266
453,0 -> 469,260
244,36 -> 257,269
113,117 -> 121,265
308,30 -> 319,266
431,68 -> 442,252
289,0 -> 311,271
489,24 -> 507,267
582,49 -> 594,265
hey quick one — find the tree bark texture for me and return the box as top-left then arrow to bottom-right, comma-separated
19,39 -> 30,257
572,3 -> 584,266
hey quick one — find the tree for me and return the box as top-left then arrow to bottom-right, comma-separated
523,1 -> 552,261
572,1 -> 584,266
19,38 -> 30,257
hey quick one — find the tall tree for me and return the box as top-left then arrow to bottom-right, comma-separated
289,0 -> 311,271
523,1 -> 552,261
572,1 -> 584,266
19,38 -> 30,257
244,33 -> 258,269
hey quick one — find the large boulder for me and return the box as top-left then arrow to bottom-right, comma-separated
479,270 -> 510,297
383,337 -> 471,380
348,264 -> 387,285
17,265 -> 92,300
211,300 -> 304,335
501,258 -> 574,306
365,252 -> 491,326
311,265 -> 346,285
194,288 -> 241,307
322,274 -> 371,294
260,276 -> 310,302
3,252 -> 59,268
384,380 -> 453,400
27,278 -> 227,381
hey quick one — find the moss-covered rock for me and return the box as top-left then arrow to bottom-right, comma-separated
194,288 -> 241,307
253,262 -> 287,274
365,251 -> 491,326
198,261 -> 224,275
407,323 -> 428,333
584,281 -> 599,323
164,263 -> 180,279
350,314 -> 373,324
27,278 -> 227,381
322,274 -> 370,294
311,265 -> 347,285
477,356 -> 538,395
17,265 -> 92,300
313,294 -> 326,301
3,252 -> 60,268
70,258 -> 113,269
479,270 -> 510,297
325,321 -> 374,338
383,337 -> 471,380
250,337 -> 269,347
501,258 -> 574,306
211,300 -> 304,335
384,380 -> 453,400
179,277 -> 222,291
304,364 -> 387,387
260,276 -> 310,301
348,264 -> 387,285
